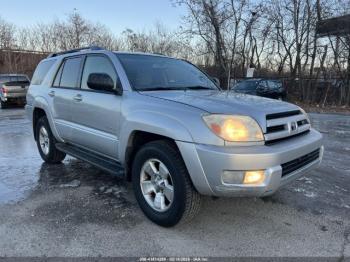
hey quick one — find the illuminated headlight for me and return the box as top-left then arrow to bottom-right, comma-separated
203,114 -> 264,142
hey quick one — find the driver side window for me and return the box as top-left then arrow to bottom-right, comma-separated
81,55 -> 118,91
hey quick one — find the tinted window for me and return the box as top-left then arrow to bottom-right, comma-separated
117,54 -> 217,91
267,80 -> 282,89
81,56 -> 117,90
0,75 -> 29,83
258,81 -> 268,89
59,57 -> 82,88
53,64 -> 63,87
0,76 -> 10,83
31,60 -> 55,85
13,76 -> 29,82
235,81 -> 257,91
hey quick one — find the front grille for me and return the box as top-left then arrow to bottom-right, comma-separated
281,149 -> 320,177
264,110 -> 311,143
266,110 -> 301,120
266,125 -> 285,133
265,130 -> 310,145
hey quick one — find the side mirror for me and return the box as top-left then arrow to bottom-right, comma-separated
212,77 -> 220,87
87,73 -> 121,95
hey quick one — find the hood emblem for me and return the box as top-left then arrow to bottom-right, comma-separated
290,121 -> 298,133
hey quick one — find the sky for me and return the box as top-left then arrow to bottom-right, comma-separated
0,0 -> 186,34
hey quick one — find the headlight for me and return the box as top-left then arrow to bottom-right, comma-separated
202,114 -> 264,142
300,108 -> 311,125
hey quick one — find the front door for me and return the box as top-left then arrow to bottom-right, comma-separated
70,54 -> 122,160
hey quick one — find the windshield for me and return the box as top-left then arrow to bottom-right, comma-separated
116,54 -> 218,91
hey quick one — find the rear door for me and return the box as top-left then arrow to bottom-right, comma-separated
50,56 -> 84,142
70,54 -> 122,159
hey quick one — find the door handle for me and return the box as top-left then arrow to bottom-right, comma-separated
48,90 -> 55,97
73,94 -> 83,102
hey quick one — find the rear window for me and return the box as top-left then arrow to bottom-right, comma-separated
236,81 -> 257,90
31,60 -> 55,85
0,75 -> 29,83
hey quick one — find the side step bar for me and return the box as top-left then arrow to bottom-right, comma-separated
56,143 -> 124,177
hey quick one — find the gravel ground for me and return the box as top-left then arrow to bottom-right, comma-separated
0,107 -> 349,258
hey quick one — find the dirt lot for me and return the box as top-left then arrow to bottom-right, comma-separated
0,107 -> 349,258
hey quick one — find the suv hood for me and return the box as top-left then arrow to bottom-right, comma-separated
141,90 -> 301,132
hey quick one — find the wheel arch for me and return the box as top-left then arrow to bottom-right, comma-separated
123,130 -> 179,182
31,97 -> 61,142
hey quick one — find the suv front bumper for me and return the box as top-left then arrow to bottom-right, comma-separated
177,128 -> 323,197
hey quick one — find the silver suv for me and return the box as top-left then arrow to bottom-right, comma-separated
26,47 -> 323,227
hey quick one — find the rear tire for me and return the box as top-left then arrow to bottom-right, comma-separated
132,140 -> 201,227
35,116 -> 66,164
0,100 -> 7,109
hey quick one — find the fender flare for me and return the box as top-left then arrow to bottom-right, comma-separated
118,110 -> 194,164
32,96 -> 63,142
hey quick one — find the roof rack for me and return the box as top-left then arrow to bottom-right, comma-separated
47,46 -> 105,58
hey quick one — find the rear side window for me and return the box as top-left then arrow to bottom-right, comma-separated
53,65 -> 63,87
54,57 -> 82,88
31,60 -> 55,85
267,80 -> 282,89
258,81 -> 268,89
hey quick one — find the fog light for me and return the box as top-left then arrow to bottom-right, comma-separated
222,170 -> 244,184
243,171 -> 265,184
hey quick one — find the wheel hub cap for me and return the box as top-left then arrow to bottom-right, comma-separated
39,126 -> 50,155
140,159 -> 174,212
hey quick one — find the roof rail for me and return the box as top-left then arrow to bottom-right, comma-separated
47,46 -> 105,58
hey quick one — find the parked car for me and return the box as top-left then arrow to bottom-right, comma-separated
26,47 -> 323,227
233,78 -> 286,100
0,74 -> 30,108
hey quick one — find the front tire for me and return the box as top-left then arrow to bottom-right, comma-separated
132,140 -> 201,227
35,116 -> 66,164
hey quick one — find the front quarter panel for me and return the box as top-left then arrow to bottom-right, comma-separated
118,92 -> 225,163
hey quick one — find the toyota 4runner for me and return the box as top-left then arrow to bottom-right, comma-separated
26,47 -> 323,227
